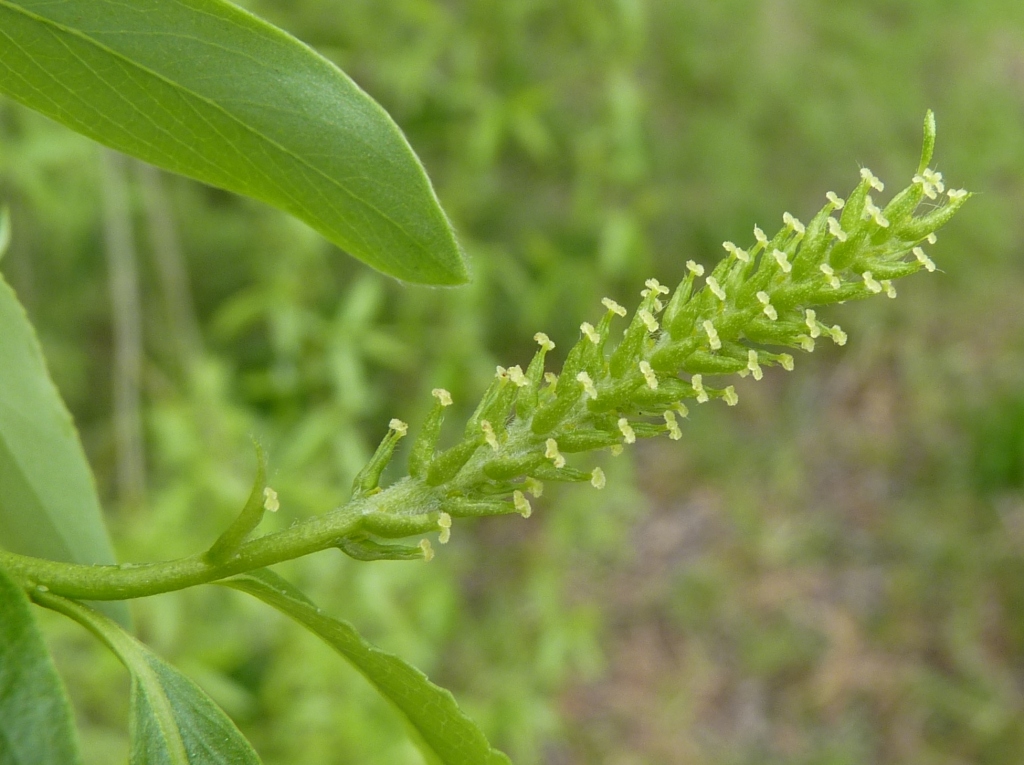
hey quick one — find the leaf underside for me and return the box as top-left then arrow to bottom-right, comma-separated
222,570 -> 512,765
0,568 -> 83,765
0,273 -> 128,625
0,0 -> 468,285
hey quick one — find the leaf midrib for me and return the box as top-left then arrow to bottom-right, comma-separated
133,662 -> 191,764
64,600 -> 191,763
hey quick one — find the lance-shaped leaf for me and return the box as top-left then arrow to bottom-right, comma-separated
204,441 -> 268,564
0,569 -> 83,765
35,591 -> 261,765
221,570 -> 511,765
0,271 -> 128,625
0,0 -> 468,285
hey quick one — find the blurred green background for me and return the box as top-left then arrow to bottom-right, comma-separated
3,0 -> 1024,762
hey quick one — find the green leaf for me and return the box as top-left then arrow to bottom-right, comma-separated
221,570 -> 512,765
0,0 -> 467,286
0,271 -> 128,625
0,569 -> 83,765
0,207 -> 10,261
204,441 -> 268,564
35,591 -> 261,765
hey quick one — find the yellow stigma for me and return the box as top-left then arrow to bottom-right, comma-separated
702,319 -> 721,351
419,539 -> 434,562
691,374 -> 709,403
581,322 -> 601,343
618,417 -> 636,444
819,263 -> 841,289
590,467 -> 607,490
602,297 -> 627,317
263,487 -> 280,513
723,241 -> 750,263
913,246 -> 936,273
860,167 -> 884,192
706,276 -> 727,301
639,309 -> 659,333
756,291 -> 778,321
431,388 -> 453,407
772,249 -> 792,274
481,420 -> 500,451
644,278 -> 669,296
639,360 -> 658,390
804,309 -> 820,338
389,419 -> 409,437
576,371 -> 598,399
534,332 -> 555,351
545,438 -> 566,468
747,350 -> 763,381
663,410 -> 682,440
863,196 -> 889,228
513,490 -> 532,518
862,271 -> 882,294
827,217 -> 847,242
508,365 -> 530,387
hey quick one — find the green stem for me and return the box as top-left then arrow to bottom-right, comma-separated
0,500 -> 367,601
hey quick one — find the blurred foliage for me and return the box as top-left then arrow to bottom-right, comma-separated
2,0 -> 1024,762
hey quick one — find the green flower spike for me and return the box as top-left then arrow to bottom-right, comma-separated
320,111 -> 970,560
